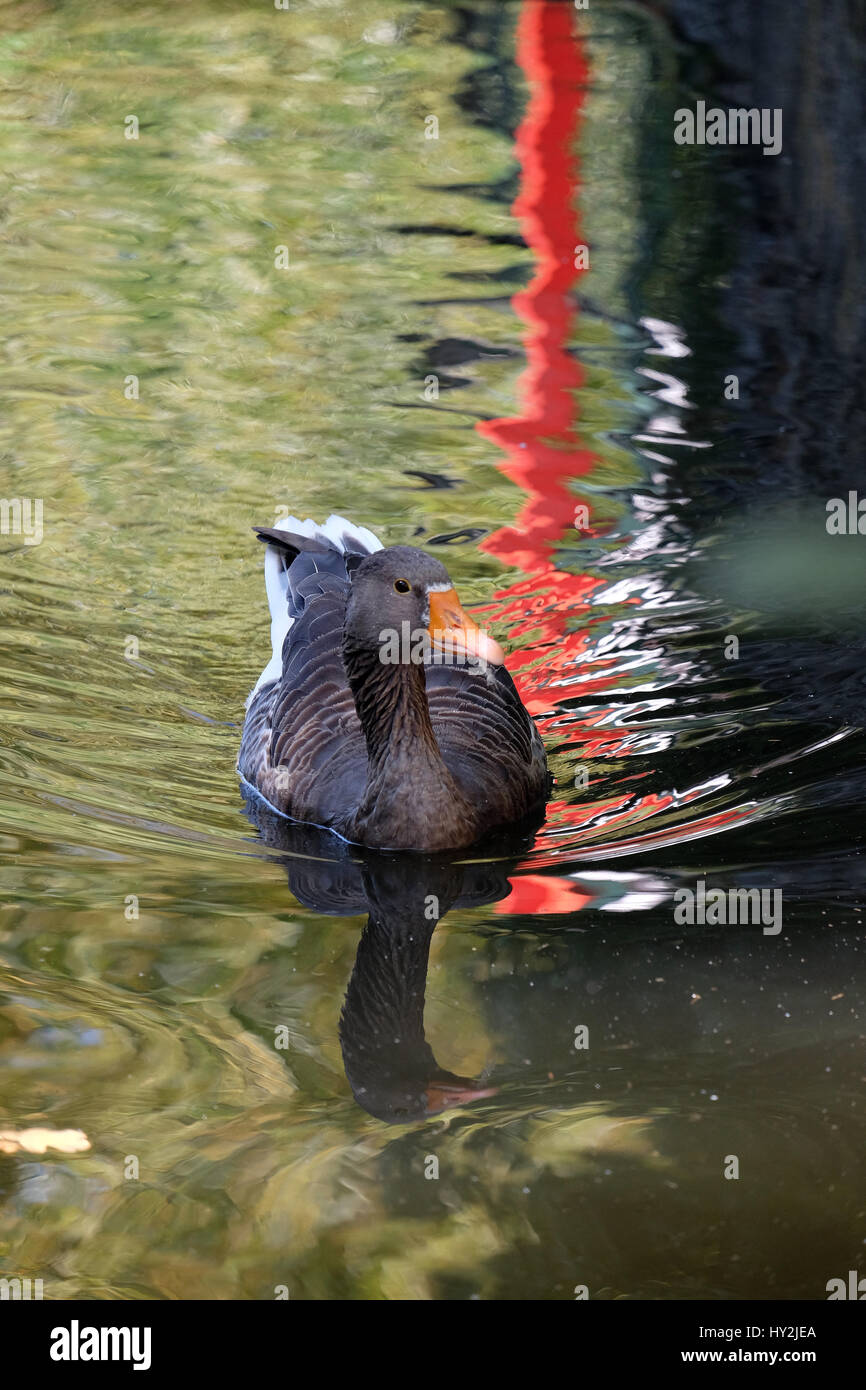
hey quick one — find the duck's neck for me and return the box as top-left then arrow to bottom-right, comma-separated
343,637 -> 438,768
339,861 -> 489,1120
342,638 -> 474,848
339,894 -> 438,1099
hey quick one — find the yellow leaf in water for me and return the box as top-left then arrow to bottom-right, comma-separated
0,1128 -> 91,1155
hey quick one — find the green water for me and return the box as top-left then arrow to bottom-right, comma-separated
0,0 -> 863,1301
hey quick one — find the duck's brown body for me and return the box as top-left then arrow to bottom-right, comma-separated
238,516 -> 548,850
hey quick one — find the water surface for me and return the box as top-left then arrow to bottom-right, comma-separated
0,0 -> 863,1300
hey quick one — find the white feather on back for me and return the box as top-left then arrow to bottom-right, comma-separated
321,513 -> 384,555
248,514 -> 384,702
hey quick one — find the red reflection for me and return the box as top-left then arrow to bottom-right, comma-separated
478,0 -> 606,866
479,0 -> 594,578
485,1 -> 755,890
495,872 -> 593,916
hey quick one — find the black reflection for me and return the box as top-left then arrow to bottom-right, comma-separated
242,790 -> 541,1124
451,3 -> 523,139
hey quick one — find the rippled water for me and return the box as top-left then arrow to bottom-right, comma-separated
0,0 -> 863,1300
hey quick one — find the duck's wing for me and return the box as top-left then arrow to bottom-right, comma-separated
266,580 -> 369,826
425,659 -> 549,823
238,515 -> 381,825
248,513 -> 382,699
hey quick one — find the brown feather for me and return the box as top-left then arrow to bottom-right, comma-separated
239,532 -> 549,849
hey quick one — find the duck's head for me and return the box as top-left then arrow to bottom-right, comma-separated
351,1070 -> 499,1125
344,545 -> 505,669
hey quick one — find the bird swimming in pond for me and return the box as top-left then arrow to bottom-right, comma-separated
238,514 -> 549,851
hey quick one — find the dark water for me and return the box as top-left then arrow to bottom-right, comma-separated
0,0 -> 863,1300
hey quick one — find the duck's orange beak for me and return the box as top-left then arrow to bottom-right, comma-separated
425,1079 -> 499,1114
427,588 -> 505,666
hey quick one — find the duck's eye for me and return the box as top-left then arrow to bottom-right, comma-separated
394,578 -> 411,594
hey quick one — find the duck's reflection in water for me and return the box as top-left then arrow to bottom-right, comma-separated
243,786 -> 542,1122
341,857 -> 505,1122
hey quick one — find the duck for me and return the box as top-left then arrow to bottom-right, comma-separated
238,514 -> 549,851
